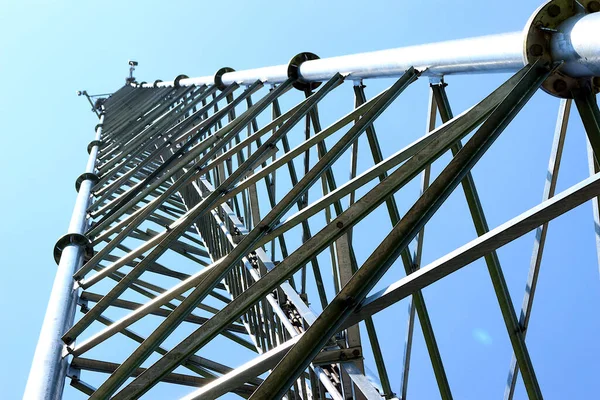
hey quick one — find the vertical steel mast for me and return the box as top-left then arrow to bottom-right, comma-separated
24,111 -> 104,400
25,1 -> 600,399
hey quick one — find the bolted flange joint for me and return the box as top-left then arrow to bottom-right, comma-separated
87,140 -> 103,154
53,233 -> 94,265
287,52 -> 321,92
173,74 -> 189,88
523,0 -> 600,98
214,67 -> 235,91
75,172 -> 99,192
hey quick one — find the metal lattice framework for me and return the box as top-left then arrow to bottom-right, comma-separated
25,1 -> 600,399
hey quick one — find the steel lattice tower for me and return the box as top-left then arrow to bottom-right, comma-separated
24,1 -> 600,399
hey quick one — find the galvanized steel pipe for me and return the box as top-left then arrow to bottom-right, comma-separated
23,116 -> 104,400
551,12 -> 600,77
144,12 -> 599,89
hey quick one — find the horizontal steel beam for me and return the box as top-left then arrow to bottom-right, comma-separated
70,357 -> 256,395
142,13 -> 600,88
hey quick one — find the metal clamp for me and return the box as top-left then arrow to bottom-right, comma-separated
75,173 -> 99,192
153,79 -> 163,88
173,74 -> 189,88
214,67 -> 235,91
94,123 -> 103,132
87,140 -> 103,154
138,81 -> 147,87
53,233 -> 94,265
287,52 -> 321,91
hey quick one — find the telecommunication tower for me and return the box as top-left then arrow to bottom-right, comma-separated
24,1 -> 600,399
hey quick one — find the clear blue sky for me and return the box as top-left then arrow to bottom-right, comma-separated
1,0 -> 599,399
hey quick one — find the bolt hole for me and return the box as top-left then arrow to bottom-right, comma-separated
553,79 -> 567,92
529,44 -> 544,57
547,4 -> 561,17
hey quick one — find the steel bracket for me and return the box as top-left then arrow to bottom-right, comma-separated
67,364 -> 81,381
312,346 -> 363,366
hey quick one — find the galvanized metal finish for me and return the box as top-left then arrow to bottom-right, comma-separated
144,10 -> 600,90
25,2 -> 600,399
24,114 -> 105,400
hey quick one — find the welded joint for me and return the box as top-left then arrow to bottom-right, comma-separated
75,172 -> 99,192
53,233 -> 94,265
